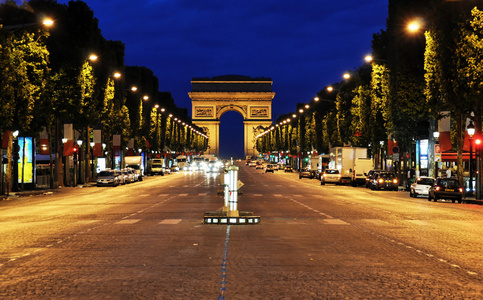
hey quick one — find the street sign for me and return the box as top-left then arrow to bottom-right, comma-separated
237,180 -> 244,190
393,153 -> 399,162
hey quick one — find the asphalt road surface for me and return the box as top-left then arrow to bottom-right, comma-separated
0,163 -> 482,299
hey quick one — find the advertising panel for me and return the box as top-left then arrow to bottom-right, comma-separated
17,137 -> 33,183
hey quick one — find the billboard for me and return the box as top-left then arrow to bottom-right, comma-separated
17,137 -> 33,183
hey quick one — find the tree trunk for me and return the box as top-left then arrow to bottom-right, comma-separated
456,113 -> 464,185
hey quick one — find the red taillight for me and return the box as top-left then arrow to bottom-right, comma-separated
393,179 -> 398,184
458,188 -> 464,193
435,186 -> 441,191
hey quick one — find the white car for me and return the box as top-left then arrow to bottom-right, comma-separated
410,177 -> 435,198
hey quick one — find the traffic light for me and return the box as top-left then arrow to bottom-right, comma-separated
476,138 -> 481,146
73,147 -> 78,160
304,157 -> 309,162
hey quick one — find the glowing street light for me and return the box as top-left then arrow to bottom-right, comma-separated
88,54 -> 98,61
407,20 -> 422,33
42,18 -> 54,27
143,95 -> 149,101
327,86 -> 334,92
113,72 -> 121,79
343,73 -> 351,80
364,55 -> 373,63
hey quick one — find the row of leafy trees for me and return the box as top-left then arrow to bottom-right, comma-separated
0,0 -> 207,190
257,0 -> 483,186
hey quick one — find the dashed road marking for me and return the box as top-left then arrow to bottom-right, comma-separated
178,193 -> 188,197
158,194 -> 169,197
116,219 -> 141,224
323,219 -> 350,225
274,194 -> 283,197
253,194 -> 263,197
159,219 -> 182,225
198,193 -> 207,196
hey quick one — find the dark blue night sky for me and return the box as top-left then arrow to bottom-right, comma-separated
55,0 -> 388,157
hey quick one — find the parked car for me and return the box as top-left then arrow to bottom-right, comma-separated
370,172 -> 398,191
321,169 -> 341,185
249,161 -> 257,167
171,165 -> 180,172
121,169 -> 132,184
256,162 -> 264,169
365,169 -> 382,188
284,166 -> 293,172
96,170 -> 121,187
276,163 -> 284,170
265,164 -> 275,173
428,178 -> 464,203
299,167 -> 315,179
410,177 -> 435,198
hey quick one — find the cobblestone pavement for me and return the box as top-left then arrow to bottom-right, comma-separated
0,166 -> 482,299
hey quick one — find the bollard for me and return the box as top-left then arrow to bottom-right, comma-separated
203,161 -> 260,225
227,166 -> 239,217
223,172 -> 230,212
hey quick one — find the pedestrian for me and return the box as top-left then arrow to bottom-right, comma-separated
446,168 -> 451,178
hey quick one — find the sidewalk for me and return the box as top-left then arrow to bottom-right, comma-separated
0,182 -> 96,201
463,195 -> 483,205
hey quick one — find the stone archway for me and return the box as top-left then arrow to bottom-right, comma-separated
189,75 -> 275,158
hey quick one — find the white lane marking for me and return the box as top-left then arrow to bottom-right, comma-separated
198,193 -> 207,196
274,194 -> 283,197
253,194 -> 263,197
116,219 -> 140,224
323,219 -> 350,225
179,193 -> 188,196
160,219 -> 182,225
158,194 -> 169,197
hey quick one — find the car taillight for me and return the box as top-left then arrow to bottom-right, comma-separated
435,186 -> 441,191
458,187 -> 463,193
378,179 -> 384,183
393,179 -> 398,184
337,174 -> 341,178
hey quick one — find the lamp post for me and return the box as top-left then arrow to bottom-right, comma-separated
76,139 -> 83,185
90,142 -> 95,181
467,121 -> 475,196
433,131 -> 440,178
11,130 -> 20,192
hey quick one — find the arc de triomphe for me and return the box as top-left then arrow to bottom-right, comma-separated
189,75 -> 275,158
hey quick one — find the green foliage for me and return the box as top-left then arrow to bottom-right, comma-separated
0,29 -> 50,133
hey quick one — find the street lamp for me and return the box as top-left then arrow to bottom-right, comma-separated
76,139 -> 83,185
90,142 -> 95,180
433,131 -> 440,178
467,121 -> 475,196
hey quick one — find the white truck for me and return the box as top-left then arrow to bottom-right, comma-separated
124,156 -> 144,181
328,147 -> 372,185
147,158 -> 166,175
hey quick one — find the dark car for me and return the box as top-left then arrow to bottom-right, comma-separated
370,172 -> 398,191
284,166 -> 293,172
428,178 -> 464,203
299,168 -> 315,179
